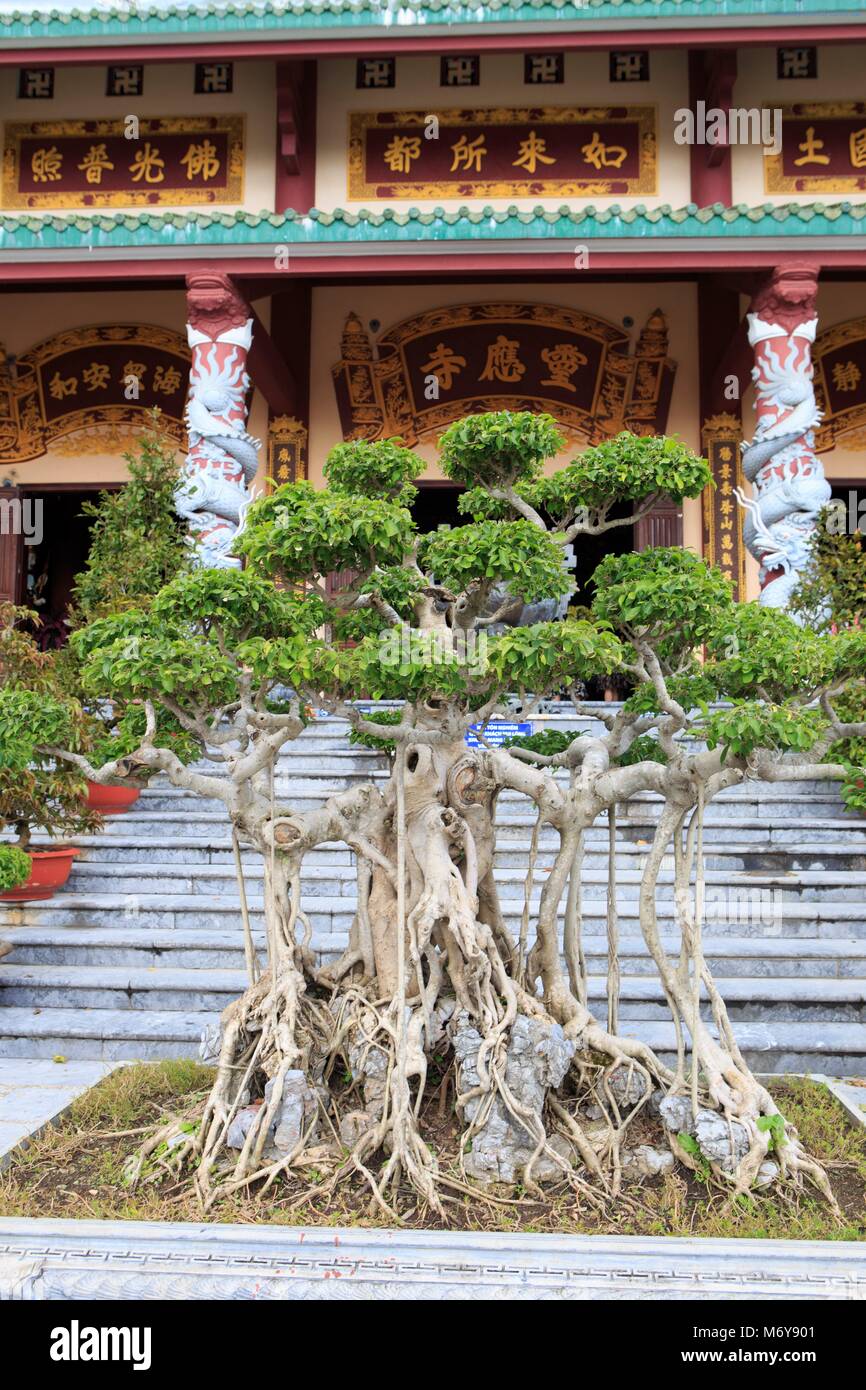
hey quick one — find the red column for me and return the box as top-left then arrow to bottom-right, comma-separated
175,273 -> 261,569
740,263 -> 831,609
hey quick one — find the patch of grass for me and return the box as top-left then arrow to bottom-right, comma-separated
0,1064 -> 863,1239
67,1059 -> 214,1132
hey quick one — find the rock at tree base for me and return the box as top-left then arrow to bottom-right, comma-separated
226,1071 -> 318,1157
622,1144 -> 675,1178
658,1094 -> 751,1173
453,1012 -> 575,1184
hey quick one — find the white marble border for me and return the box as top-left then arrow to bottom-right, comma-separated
0,1217 -> 864,1300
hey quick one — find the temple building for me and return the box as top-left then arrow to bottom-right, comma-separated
1,0 -> 866,624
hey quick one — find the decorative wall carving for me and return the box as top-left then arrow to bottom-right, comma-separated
812,313 -> 866,451
702,412 -> 746,600
764,102 -> 866,194
2,115 -> 245,209
332,303 -> 676,446
0,324 -> 189,464
348,106 -> 656,199
268,415 -> 308,483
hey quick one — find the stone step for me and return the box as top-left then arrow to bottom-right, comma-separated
0,1007 -> 211,1060
1,963 -> 863,1023
6,926 -> 866,978
46,832 -> 866,873
5,891 -> 866,938
50,858 -> 866,906
0,1004 -> 861,1070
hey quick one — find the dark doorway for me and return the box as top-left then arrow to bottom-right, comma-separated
21,490 -> 101,646
411,481 -> 464,534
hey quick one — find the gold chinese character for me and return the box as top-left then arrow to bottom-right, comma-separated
850,128 -> 866,169
512,130 -> 556,175
832,360 -> 862,393
581,132 -> 628,170
153,364 -> 182,394
180,140 -> 221,183
382,136 -> 422,175
82,362 -> 110,391
31,146 -> 62,183
793,126 -> 830,166
49,371 -> 77,399
479,335 -> 525,385
77,143 -> 115,186
129,142 -> 166,184
540,343 -> 588,393
122,361 -> 148,384
420,343 -> 467,391
450,134 -> 487,174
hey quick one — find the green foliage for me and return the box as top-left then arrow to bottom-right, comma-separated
151,568 -> 324,643
703,702 -> 823,761
324,438 -> 423,505
419,520 -> 572,603
676,1131 -> 711,1181
534,433 -> 711,519
438,411 -> 563,490
0,843 -> 32,892
502,727 -> 578,759
593,548 -> 733,652
348,707 -> 403,756
756,1113 -> 788,1153
0,606 -> 99,848
617,732 -> 668,766
790,505 -> 866,633
487,619 -> 624,695
70,414 -> 189,623
236,482 -> 415,584
706,604 -> 831,701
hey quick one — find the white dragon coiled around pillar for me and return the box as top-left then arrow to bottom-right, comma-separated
175,320 -> 261,570
735,310 -> 831,614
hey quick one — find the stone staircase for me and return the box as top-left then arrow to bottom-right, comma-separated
1,712 -> 865,1073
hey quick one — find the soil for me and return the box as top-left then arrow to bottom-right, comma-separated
0,1062 -> 863,1241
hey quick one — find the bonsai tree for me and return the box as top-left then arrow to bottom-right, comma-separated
45,415 -> 861,1216
0,604 -> 100,852
61,413 -> 195,786
70,411 -> 190,624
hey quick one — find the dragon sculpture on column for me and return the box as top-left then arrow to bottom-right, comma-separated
735,263 -> 831,613
175,273 -> 261,569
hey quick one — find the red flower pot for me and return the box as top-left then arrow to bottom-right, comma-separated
85,781 -> 141,814
0,847 -> 79,902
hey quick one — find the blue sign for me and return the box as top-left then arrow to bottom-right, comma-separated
465,721 -> 532,748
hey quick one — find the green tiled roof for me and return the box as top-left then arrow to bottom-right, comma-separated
0,0 -> 862,42
0,202 -> 865,251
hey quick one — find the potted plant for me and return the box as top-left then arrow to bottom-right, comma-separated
0,604 -> 101,901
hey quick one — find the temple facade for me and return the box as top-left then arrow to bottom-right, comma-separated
1,1 -> 866,622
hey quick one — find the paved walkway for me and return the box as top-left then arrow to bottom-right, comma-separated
0,1059 -> 117,1169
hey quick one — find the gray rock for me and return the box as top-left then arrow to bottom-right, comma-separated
199,1021 -> 222,1065
339,1109 -> 374,1149
693,1110 -> 751,1173
265,1071 -> 318,1156
622,1144 -> 675,1179
755,1159 -> 780,1189
453,1012 -> 576,1184
607,1069 -> 651,1111
658,1094 -> 694,1135
226,1103 -> 264,1150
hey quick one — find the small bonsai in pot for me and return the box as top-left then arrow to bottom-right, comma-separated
0,604 -> 101,900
